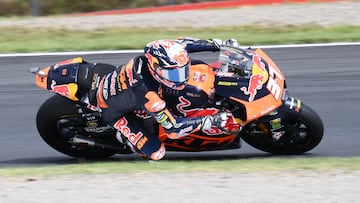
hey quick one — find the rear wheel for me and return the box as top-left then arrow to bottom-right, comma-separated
240,103 -> 324,155
36,94 -> 118,158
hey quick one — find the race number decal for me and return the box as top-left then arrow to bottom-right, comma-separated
266,65 -> 283,100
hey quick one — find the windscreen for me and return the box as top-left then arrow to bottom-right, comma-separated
218,45 -> 253,78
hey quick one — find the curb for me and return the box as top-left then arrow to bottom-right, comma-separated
80,0 -> 339,16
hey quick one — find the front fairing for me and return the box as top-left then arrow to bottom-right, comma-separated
215,46 -> 286,122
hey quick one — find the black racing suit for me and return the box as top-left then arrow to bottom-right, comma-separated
96,38 -> 219,160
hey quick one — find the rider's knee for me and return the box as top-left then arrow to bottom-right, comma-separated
150,143 -> 166,160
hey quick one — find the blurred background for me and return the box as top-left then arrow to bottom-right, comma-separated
1,0 -> 222,16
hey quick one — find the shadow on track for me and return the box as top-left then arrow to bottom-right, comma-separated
0,152 -> 318,168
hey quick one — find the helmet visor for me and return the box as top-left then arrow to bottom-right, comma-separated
160,62 -> 190,83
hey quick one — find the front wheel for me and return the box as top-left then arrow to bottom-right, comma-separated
240,102 -> 324,155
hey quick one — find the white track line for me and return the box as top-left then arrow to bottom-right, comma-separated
0,42 -> 359,57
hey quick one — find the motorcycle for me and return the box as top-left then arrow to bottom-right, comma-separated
30,45 -> 324,158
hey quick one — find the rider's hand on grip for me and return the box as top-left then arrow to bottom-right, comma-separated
201,111 -> 231,130
211,38 -> 239,49
211,38 -> 223,49
224,38 -> 239,47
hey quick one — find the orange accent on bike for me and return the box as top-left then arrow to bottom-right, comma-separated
158,126 -> 237,151
96,77 -> 109,108
56,57 -> 83,66
255,49 -> 279,74
166,132 -> 178,139
158,126 -> 179,140
187,64 -> 215,95
35,66 -> 50,90
158,126 -> 169,141
231,94 -> 280,122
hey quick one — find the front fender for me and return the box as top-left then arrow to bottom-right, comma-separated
244,96 -> 302,134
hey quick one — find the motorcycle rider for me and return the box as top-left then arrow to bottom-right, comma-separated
96,37 -> 238,160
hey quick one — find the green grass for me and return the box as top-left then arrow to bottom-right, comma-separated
1,157 -> 360,177
1,25 -> 359,53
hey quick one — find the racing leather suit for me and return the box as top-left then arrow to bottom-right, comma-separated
96,38 -> 221,160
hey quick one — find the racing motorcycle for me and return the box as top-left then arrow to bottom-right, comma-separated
30,45 -> 324,159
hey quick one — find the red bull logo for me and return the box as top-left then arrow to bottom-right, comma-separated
50,80 -> 79,101
52,84 -> 70,97
240,54 -> 269,102
253,55 -> 266,71
241,74 -> 265,102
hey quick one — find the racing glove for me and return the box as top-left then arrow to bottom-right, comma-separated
211,38 -> 239,49
163,111 -> 232,139
201,111 -> 232,130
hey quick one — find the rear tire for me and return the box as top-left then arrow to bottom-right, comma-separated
36,94 -> 117,158
240,103 -> 324,155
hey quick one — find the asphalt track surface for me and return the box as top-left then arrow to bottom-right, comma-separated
0,44 -> 359,167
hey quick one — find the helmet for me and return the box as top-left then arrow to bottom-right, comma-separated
144,40 -> 190,90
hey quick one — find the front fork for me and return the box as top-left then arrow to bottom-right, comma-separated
246,95 -> 302,142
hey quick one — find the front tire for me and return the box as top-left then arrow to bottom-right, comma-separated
36,94 -> 117,158
240,102 -> 324,155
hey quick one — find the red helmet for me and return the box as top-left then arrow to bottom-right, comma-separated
144,40 -> 190,90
